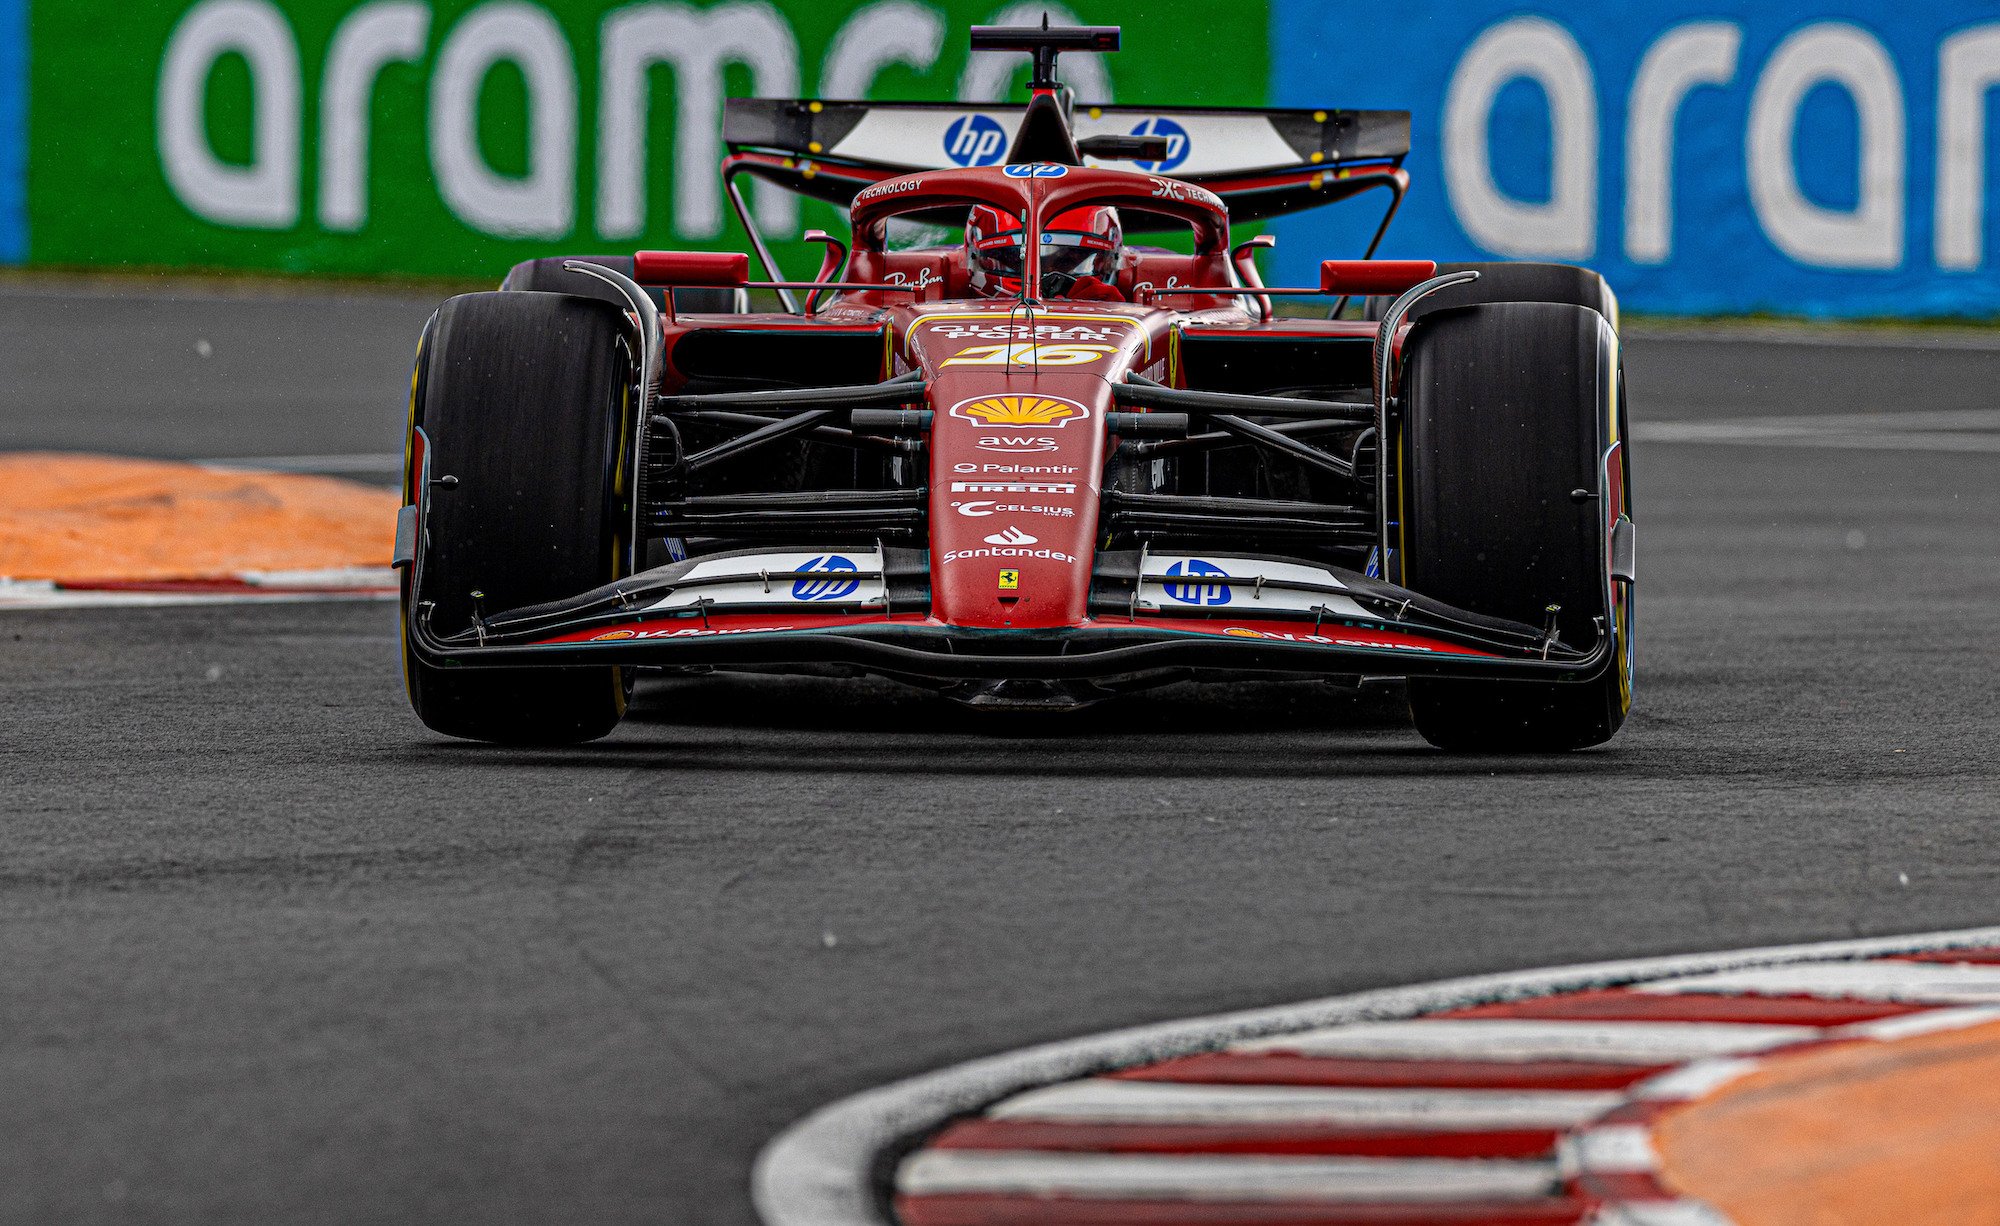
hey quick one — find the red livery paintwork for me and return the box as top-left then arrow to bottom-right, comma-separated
1122,616 -> 1501,658
530,610 -> 929,646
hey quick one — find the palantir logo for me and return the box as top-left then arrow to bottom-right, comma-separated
944,114 -> 1008,167
1129,117 -> 1190,173
792,555 -> 861,602
1163,558 -> 1230,606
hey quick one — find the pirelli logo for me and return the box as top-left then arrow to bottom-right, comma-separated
949,480 -> 1078,495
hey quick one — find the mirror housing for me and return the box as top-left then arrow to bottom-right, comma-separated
633,250 -> 749,287
1319,259 -> 1438,296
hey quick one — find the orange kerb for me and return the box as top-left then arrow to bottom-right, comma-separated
0,452 -> 398,582
1655,1017 -> 2000,1225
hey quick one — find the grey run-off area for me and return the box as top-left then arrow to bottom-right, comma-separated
0,281 -> 1996,1223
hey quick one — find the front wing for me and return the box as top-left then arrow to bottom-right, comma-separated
403,547 -> 1616,688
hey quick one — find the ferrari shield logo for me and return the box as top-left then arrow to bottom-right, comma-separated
998,569 -> 1021,590
948,394 -> 1090,428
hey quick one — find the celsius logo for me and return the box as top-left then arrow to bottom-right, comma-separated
984,526 -> 1037,546
944,114 -> 1008,167
792,555 -> 860,601
1163,558 -> 1230,606
1128,116 -> 1191,173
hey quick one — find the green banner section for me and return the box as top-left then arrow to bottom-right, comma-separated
28,0 -> 1269,280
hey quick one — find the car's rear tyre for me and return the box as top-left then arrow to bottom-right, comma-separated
501,255 -> 747,314
1399,301 -> 1632,752
402,291 -> 637,744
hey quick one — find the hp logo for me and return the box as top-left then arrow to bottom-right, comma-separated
792,555 -> 861,602
1163,559 -> 1231,606
944,114 -> 1008,167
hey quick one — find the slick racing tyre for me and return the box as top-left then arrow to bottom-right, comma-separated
501,255 -> 748,314
402,291 -> 638,744
1398,301 -> 1633,752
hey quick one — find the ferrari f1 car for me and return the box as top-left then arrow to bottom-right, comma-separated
397,22 -> 1635,751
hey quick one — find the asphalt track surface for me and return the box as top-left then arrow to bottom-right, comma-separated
2,281 -> 1998,1224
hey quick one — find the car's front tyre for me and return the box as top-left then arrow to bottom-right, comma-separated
401,291 -> 638,745
1397,300 -> 1633,752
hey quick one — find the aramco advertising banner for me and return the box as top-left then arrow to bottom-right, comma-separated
6,1 -> 2000,316
18,0 -> 1263,281
1268,1 -> 2000,316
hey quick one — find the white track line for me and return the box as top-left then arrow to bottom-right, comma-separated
193,452 -> 404,474
1588,1204 -> 1736,1226
751,924 -> 2000,1226
1628,1058 -> 1765,1102
897,1150 -> 1558,1203
1634,407 -> 2000,453
1560,1124 -> 1659,1174
1640,960 -> 2000,1002
1232,1018 -> 1819,1063
988,1080 -> 1619,1129
1624,323 -> 2000,352
1840,1004 -> 2000,1040
0,570 -> 397,611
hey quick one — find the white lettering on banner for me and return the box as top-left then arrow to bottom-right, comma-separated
430,2 -> 576,238
1747,22 -> 1905,270
957,1 -> 1108,104
1443,16 -> 1598,260
1936,25 -> 2000,270
319,2 -> 430,232
598,1 -> 800,240
153,0 -> 1116,251
951,462 -> 1080,475
158,0 -> 301,228
1625,22 -> 1740,265
943,546 -> 1078,563
820,0 -> 943,98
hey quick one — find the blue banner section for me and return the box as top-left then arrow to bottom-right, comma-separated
1269,2 -> 2000,317
0,0 -> 21,263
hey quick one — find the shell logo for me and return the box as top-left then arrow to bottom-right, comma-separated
591,629 -> 638,641
948,393 -> 1090,429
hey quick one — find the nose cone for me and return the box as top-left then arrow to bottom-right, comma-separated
927,377 -> 1107,628
906,305 -> 1161,630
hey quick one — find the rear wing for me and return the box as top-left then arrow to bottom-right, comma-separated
723,99 -> 1409,224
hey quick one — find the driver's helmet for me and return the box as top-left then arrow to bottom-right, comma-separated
966,204 -> 1123,299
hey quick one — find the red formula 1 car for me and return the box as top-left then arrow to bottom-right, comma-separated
396,22 -> 1635,751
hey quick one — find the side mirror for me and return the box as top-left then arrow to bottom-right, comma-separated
1319,259 -> 1438,296
633,250 -> 750,287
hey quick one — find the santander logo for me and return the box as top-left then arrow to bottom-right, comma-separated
983,526 -> 1037,546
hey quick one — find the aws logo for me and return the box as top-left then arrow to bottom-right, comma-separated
948,394 -> 1091,428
